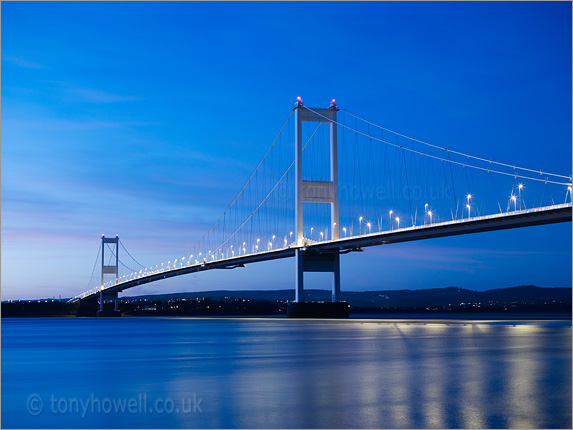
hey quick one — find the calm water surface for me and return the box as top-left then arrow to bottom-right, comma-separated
2,316 -> 571,428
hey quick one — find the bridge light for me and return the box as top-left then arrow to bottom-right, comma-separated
510,195 -> 517,212
518,183 -> 523,189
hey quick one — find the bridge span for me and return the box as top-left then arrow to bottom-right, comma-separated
72,203 -> 571,304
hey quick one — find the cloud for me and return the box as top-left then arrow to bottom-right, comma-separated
4,117 -> 159,131
2,55 -> 45,69
68,88 -> 141,103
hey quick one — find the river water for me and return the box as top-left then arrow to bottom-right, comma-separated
1,316 -> 571,428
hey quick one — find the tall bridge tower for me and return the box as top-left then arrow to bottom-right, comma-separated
290,98 -> 348,317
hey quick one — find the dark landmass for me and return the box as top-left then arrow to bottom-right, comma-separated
2,285 -> 571,317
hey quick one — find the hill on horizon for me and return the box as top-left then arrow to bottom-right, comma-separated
117,285 -> 571,309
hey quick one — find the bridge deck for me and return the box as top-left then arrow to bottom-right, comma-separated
71,204 -> 571,302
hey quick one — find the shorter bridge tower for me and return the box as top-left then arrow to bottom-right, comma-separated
99,234 -> 120,314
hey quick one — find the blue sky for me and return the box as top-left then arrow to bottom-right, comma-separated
2,1 -> 571,301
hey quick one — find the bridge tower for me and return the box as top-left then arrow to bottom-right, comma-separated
290,98 -> 347,316
99,234 -> 120,314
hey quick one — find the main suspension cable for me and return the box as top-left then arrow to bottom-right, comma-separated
341,108 -> 571,180
119,239 -> 146,269
303,106 -> 571,186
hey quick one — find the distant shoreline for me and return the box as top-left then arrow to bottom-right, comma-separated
2,313 -> 571,322
2,285 -> 571,318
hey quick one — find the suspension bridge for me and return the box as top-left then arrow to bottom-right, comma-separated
69,98 -> 572,316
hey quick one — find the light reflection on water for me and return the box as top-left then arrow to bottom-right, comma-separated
1,317 -> 571,429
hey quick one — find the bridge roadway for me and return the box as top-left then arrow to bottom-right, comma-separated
72,203 -> 572,302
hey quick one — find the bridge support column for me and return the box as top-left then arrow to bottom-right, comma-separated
289,249 -> 348,318
97,291 -> 120,317
295,249 -> 304,302
294,250 -> 341,302
332,252 -> 340,302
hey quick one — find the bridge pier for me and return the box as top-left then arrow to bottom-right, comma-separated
295,249 -> 341,302
289,248 -> 348,318
97,291 -> 121,317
